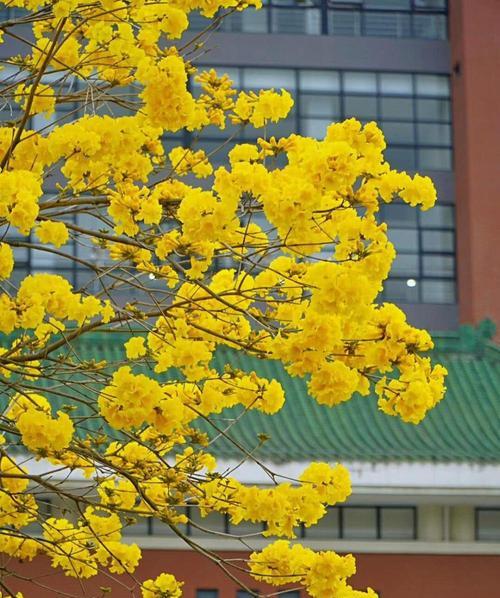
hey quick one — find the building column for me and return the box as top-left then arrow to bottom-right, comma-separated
450,505 -> 475,542
417,505 -> 443,542
450,0 -> 500,334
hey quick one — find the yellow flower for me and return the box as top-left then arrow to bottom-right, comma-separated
36,220 -> 69,247
0,243 -> 14,279
125,337 -> 147,359
142,573 -> 183,598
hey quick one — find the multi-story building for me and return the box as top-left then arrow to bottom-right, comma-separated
1,1 -> 500,597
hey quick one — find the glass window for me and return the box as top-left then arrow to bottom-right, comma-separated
272,6 -> 321,35
381,121 -> 415,144
422,230 -> 454,252
343,507 -> 377,540
420,205 -> 454,228
365,0 -> 410,8
189,508 -> 227,536
418,147 -> 452,170
301,94 -> 340,118
380,96 -> 414,120
23,497 -> 52,534
364,11 -> 411,37
243,68 -> 296,90
151,507 -> 187,536
123,517 -> 151,536
305,507 -> 340,539
197,591 -> 219,598
300,70 -> 340,92
382,203 -> 418,227
391,253 -> 419,277
413,13 -> 447,40
421,279 -> 455,303
383,278 -> 420,302
379,73 -> 413,95
380,507 -> 415,540
414,0 -> 447,7
416,74 -> 450,97
228,519 -> 264,538
417,123 -> 451,146
228,8 -> 268,32
300,118 -> 332,138
384,146 -> 416,170
476,509 -> 500,542
422,255 -> 454,277
329,10 -> 362,36
343,72 -> 377,93
416,98 -> 451,122
344,95 -> 378,119
388,228 -> 418,252
31,246 -> 75,269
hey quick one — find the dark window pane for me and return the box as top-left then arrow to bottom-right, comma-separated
344,72 -> 377,93
272,7 -> 321,34
189,509 -> 226,537
300,117 -> 332,138
244,68 -> 296,90
392,253 -> 419,276
421,279 -> 455,303
123,517 -> 150,536
300,70 -> 340,92
344,95 -> 378,119
380,96 -> 414,120
343,507 -> 377,539
365,0 -> 410,8
382,203 -> 418,227
414,0 -> 447,7
381,121 -> 415,144
228,519 -> 263,537
151,516 -> 185,536
417,123 -> 451,146
329,10 -> 362,36
416,98 -> 451,122
420,205 -> 454,228
364,11 -> 411,37
477,510 -> 500,542
304,507 -> 340,539
384,278 -> 420,302
381,508 -> 415,540
422,230 -> 454,252
197,591 -> 219,598
416,74 -> 450,97
301,94 -> 340,118
418,148 -> 452,170
388,228 -> 418,251
385,146 -> 416,170
413,13 -> 447,40
422,255 -> 454,277
380,73 -> 413,95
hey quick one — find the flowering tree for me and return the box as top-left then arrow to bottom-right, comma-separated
0,1 -> 447,597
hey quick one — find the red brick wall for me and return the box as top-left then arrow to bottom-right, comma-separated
6,550 -> 500,598
450,0 -> 500,334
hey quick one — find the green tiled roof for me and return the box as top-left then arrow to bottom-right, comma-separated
2,321 -> 499,463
